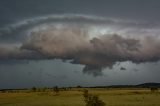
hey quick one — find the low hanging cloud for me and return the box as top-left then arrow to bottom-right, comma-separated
0,14 -> 160,76
0,44 -> 44,60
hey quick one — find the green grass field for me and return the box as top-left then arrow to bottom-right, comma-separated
0,88 -> 160,106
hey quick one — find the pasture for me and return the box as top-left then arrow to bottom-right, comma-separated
0,88 -> 160,106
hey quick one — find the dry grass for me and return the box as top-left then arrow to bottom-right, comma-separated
0,88 -> 160,106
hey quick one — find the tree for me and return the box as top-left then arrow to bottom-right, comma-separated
77,85 -> 82,88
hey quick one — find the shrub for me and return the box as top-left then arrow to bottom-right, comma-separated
150,87 -> 158,92
53,86 -> 59,94
83,89 -> 106,106
32,87 -> 37,92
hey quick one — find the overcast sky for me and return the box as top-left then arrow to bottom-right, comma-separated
0,0 -> 160,89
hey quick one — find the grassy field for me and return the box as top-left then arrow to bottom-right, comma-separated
0,88 -> 160,106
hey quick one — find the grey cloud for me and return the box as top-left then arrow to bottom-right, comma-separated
120,67 -> 126,71
83,65 -> 103,77
1,14 -> 156,43
1,14 -> 160,76
0,14 -> 114,43
0,45 -> 44,60
20,27 -> 160,76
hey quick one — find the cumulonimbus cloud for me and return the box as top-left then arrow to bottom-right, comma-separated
0,14 -> 160,76
21,28 -> 160,74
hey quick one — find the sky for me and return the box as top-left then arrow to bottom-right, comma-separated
0,0 -> 160,89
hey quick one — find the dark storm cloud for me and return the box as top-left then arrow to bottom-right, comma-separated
0,45 -> 44,60
0,14 -> 117,43
120,67 -> 126,71
0,14 -> 160,76
2,14 -> 153,43
83,66 -> 103,77
1,14 -> 158,43
22,30 -> 160,72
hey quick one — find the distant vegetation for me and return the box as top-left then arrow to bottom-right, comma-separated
150,87 -> 159,92
0,87 -> 160,106
1,82 -> 160,92
0,83 -> 160,106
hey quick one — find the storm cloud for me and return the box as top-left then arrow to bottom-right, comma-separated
0,14 -> 160,75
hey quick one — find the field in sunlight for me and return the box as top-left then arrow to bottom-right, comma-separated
0,88 -> 160,106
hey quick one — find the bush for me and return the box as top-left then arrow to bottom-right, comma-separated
53,86 -> 59,94
83,89 -> 106,106
150,87 -> 158,92
32,87 -> 37,92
